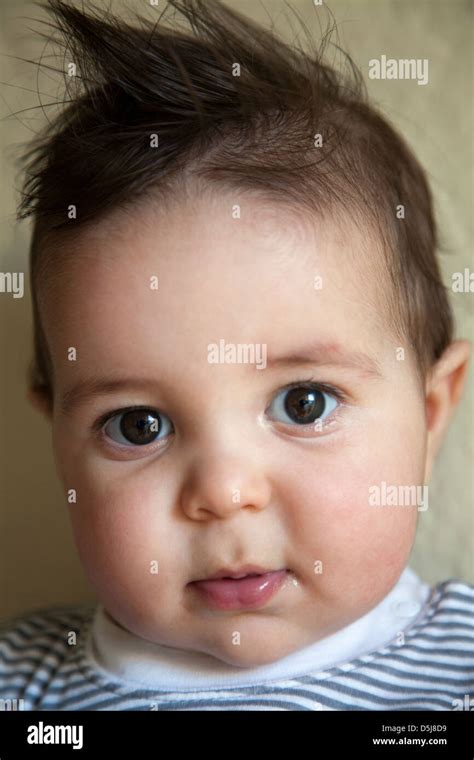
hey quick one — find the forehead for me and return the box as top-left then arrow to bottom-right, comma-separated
39,191 -> 392,376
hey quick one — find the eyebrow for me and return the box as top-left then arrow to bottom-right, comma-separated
59,378 -> 159,418
59,341 -> 383,417
265,341 -> 383,377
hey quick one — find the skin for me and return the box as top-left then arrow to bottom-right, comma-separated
29,189 -> 470,668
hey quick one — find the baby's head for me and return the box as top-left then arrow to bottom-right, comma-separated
21,0 -> 469,667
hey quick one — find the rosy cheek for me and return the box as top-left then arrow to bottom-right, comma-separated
282,439 -> 419,563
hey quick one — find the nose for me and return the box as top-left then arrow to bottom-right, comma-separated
179,449 -> 272,521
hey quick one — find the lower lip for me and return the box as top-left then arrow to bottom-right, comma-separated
190,570 -> 288,611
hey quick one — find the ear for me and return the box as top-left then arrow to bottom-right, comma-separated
27,386 -> 53,420
424,339 -> 471,481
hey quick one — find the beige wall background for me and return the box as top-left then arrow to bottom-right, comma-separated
0,0 -> 472,622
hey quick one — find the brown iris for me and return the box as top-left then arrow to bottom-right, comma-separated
119,410 -> 161,445
284,387 -> 325,424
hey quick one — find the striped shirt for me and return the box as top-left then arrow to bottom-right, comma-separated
0,579 -> 472,710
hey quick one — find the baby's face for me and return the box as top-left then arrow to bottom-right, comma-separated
42,191 -> 427,667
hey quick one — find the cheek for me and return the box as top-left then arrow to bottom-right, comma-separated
285,460 -> 418,566
280,407 -> 425,591
61,460 -> 181,595
67,486 -> 184,633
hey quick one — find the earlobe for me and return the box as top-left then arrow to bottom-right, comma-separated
424,340 -> 471,480
27,386 -> 53,420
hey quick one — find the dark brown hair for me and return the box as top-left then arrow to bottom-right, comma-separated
16,0 -> 453,405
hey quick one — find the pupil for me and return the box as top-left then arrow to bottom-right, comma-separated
120,410 -> 160,445
284,387 -> 325,424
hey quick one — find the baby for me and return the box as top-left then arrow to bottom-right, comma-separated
1,0 -> 472,711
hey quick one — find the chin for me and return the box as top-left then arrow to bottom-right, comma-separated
207,639 -> 296,669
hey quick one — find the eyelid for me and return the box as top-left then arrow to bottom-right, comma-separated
91,404 -> 157,435
275,377 -> 348,403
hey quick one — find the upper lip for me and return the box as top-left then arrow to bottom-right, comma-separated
194,564 -> 280,581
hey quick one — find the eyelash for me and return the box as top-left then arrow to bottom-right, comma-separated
90,377 -> 348,439
284,378 -> 347,403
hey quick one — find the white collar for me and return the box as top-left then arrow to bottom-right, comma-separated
85,567 -> 430,690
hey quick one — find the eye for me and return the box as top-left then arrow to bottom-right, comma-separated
266,383 -> 339,427
102,407 -> 173,447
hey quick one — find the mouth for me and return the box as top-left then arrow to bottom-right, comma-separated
195,564 -> 281,581
188,565 -> 289,611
